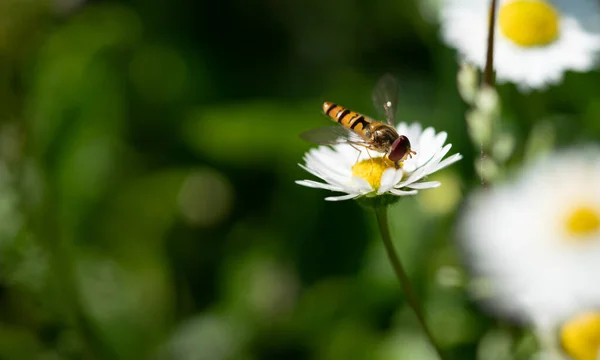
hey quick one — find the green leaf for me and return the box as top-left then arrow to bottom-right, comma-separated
182,101 -> 316,165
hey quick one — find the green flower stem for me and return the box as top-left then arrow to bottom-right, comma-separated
375,205 -> 447,360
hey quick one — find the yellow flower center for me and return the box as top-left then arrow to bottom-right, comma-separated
561,312 -> 600,360
498,0 -> 560,47
565,205 -> 600,239
351,157 -> 392,190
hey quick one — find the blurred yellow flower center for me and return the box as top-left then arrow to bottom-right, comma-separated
498,0 -> 560,47
352,158 -> 391,190
565,206 -> 600,238
560,311 -> 600,360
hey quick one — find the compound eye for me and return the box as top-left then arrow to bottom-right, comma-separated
388,135 -> 412,163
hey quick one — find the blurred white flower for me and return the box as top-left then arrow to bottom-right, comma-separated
296,123 -> 462,201
439,0 -> 600,91
459,147 -> 600,330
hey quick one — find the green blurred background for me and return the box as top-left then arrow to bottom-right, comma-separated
2,0 -> 600,359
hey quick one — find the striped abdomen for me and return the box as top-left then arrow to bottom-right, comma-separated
322,101 -> 371,137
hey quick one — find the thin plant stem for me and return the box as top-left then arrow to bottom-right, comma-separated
478,0 -> 498,189
374,205 -> 447,360
484,0 -> 497,87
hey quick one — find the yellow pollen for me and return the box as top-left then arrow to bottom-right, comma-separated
351,157 -> 392,190
560,312 -> 600,360
498,0 -> 560,47
565,206 -> 600,238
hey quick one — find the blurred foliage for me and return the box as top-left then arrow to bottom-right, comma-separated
0,0 -> 599,359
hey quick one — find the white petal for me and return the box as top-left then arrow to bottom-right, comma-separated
325,193 -> 360,201
418,127 -> 436,149
407,181 -> 441,189
407,140 -> 450,171
401,160 -> 418,173
398,145 -> 458,188
424,143 -> 453,172
396,122 -> 410,136
295,180 -> 344,191
389,188 -> 418,196
433,153 -> 464,172
304,150 -> 351,179
434,131 -> 448,149
396,166 -> 429,188
298,163 -> 345,188
350,176 -> 374,193
408,122 -> 423,140
377,168 -> 401,194
393,168 -> 404,184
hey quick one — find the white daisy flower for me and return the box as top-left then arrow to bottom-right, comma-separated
296,122 -> 462,201
439,0 -> 600,91
459,147 -> 600,330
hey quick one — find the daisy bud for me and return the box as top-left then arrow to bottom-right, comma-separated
491,132 -> 515,163
466,109 -> 492,148
475,85 -> 500,117
457,62 -> 479,104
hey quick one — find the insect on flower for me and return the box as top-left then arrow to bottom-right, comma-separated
296,75 -> 462,201
300,74 -> 416,169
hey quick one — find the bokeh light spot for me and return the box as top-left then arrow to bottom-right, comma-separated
418,171 -> 461,215
177,168 -> 234,228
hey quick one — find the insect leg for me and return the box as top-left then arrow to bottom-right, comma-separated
365,149 -> 374,165
348,144 -> 363,164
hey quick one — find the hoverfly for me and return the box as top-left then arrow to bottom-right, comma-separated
300,74 -> 416,169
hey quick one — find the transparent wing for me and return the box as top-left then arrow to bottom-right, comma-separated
372,73 -> 399,126
300,126 -> 369,146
